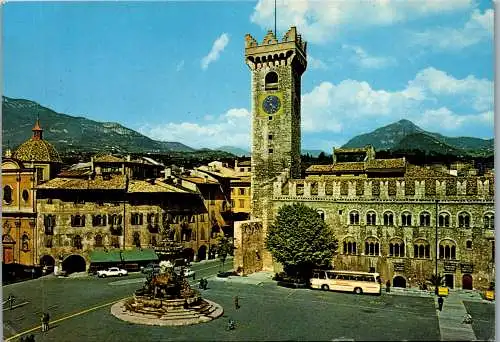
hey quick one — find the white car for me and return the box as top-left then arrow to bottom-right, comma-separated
97,267 -> 128,278
175,266 -> 195,279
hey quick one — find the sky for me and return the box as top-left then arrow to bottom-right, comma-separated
3,0 -> 495,152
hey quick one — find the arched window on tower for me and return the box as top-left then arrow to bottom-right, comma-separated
265,71 -> 279,90
343,237 -> 357,255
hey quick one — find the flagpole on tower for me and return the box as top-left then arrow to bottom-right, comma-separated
274,0 -> 277,37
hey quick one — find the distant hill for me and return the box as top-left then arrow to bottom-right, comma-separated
2,96 -> 196,154
216,146 -> 250,157
342,119 -> 493,156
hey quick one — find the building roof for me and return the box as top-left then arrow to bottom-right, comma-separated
37,174 -> 127,190
238,160 -> 251,166
93,155 -> 125,163
127,179 -> 189,193
365,158 -> 406,170
57,169 -> 92,177
181,176 -> 219,185
306,164 -> 334,173
332,162 -> 365,172
13,119 -> 62,163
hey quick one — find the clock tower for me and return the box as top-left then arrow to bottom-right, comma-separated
245,27 -> 307,219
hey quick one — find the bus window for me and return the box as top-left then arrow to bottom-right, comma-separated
327,272 -> 336,279
312,272 -> 319,279
319,271 -> 326,279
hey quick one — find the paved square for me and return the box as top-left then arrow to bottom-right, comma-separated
3,262 -> 443,341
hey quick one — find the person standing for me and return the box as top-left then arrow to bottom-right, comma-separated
234,295 -> 240,310
438,296 -> 444,311
385,280 -> 391,293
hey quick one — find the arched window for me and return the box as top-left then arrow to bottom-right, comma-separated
438,213 -> 450,227
133,232 -> 141,248
401,212 -> 412,226
131,213 -> 143,225
71,215 -> 86,227
73,235 -> 83,249
265,71 -> 279,90
389,238 -> 405,257
3,186 -> 12,204
94,234 -> 103,247
466,240 -> 472,249
439,240 -> 457,260
419,212 -> 431,227
349,210 -> 359,225
383,212 -> 394,226
364,237 -> 379,256
458,212 -> 470,228
21,234 -> 29,251
317,210 -> 325,221
22,189 -> 29,202
366,211 -> 376,225
414,239 -> 430,258
343,237 -> 357,255
484,213 -> 494,229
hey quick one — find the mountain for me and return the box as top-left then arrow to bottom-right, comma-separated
2,96 -> 196,154
216,146 -> 250,157
342,119 -> 493,156
302,149 -> 329,157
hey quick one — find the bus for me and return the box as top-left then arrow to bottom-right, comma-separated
310,270 -> 381,295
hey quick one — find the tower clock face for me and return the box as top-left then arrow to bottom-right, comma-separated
262,95 -> 281,114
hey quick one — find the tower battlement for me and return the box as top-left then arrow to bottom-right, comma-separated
245,27 -> 307,71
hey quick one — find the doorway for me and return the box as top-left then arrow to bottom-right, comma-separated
462,274 -> 473,290
393,276 -> 407,288
444,274 -> 454,289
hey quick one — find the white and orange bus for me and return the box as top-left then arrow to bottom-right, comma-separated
310,270 -> 381,295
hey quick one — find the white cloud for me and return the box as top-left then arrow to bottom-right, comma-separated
308,55 -> 328,69
300,67 -> 493,136
201,33 -> 229,70
139,108 -> 250,149
176,60 -> 185,72
251,0 -> 473,44
342,44 -> 396,69
412,8 -> 493,50
406,67 -> 493,111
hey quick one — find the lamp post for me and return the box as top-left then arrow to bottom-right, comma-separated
435,199 -> 439,295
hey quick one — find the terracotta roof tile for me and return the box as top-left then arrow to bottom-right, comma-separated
306,164 -> 334,173
94,155 -> 125,163
37,174 -> 126,190
127,180 -> 187,193
332,162 -> 365,171
366,158 -> 406,170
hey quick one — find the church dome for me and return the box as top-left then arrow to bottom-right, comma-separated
13,119 -> 62,163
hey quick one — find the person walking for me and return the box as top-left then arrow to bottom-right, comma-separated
438,296 -> 444,311
385,280 -> 391,293
234,295 -> 240,310
41,312 -> 50,332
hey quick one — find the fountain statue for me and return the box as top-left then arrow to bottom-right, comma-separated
111,264 -> 223,326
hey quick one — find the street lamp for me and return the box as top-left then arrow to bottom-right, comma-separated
435,199 -> 439,295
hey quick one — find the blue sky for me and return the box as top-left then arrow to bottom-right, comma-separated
3,0 -> 494,151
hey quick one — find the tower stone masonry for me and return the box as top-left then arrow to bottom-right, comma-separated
245,27 -> 307,221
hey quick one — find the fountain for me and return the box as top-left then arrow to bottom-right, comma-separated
111,267 -> 223,326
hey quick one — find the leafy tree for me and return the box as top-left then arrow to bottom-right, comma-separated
216,235 -> 234,272
266,203 -> 338,282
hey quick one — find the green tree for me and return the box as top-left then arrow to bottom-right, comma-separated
217,235 -> 234,272
266,203 -> 338,282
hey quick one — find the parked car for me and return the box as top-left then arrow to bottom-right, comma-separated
140,263 -> 161,274
42,265 -> 54,275
97,267 -> 128,278
175,266 -> 195,279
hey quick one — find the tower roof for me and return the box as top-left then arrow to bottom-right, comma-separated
13,118 -> 62,163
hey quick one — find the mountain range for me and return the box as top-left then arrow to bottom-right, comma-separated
2,97 -> 493,157
342,119 -> 493,157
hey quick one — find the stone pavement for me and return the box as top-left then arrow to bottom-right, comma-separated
434,290 -> 479,341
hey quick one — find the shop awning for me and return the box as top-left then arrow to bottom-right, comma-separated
89,250 -> 122,263
121,248 -> 159,262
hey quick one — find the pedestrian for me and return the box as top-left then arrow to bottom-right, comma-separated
386,280 -> 391,293
234,295 -> 240,310
438,296 -> 444,311
199,278 -> 205,290
203,278 -> 208,290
